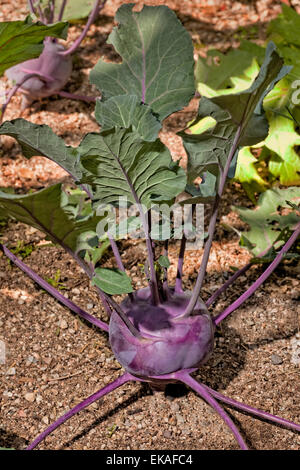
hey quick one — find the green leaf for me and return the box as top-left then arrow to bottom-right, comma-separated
211,43 -> 290,139
92,267 -> 133,295
263,76 -> 292,110
90,4 -> 195,121
181,42 -> 290,185
0,184 -> 104,262
272,44 -> 300,83
235,147 -> 268,203
234,187 -> 300,256
0,16 -> 68,76
264,115 -> 300,185
239,40 -> 266,64
195,48 -> 260,96
157,255 -> 170,269
182,171 -> 217,205
95,95 -> 161,141
0,119 -> 82,181
41,0 -> 96,21
78,127 -> 187,209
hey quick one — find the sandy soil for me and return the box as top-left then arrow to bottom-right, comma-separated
0,0 -> 299,451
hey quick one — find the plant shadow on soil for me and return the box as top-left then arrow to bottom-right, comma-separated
0,428 -> 27,450
52,319 -> 298,450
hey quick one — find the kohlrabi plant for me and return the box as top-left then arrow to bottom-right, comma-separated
1,0 -> 106,121
0,4 -> 300,451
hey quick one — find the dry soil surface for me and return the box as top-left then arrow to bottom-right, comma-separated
0,0 -> 299,451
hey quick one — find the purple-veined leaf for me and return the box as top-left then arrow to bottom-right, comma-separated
90,4 -> 195,122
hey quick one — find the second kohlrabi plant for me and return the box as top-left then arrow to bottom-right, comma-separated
0,4 -> 300,450
1,0 -> 106,121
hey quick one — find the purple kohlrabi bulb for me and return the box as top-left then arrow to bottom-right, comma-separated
109,287 -> 215,377
5,41 -> 73,108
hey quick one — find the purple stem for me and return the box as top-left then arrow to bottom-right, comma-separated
175,237 -> 186,293
57,90 -> 97,103
100,293 -> 145,340
26,372 -> 134,450
108,234 -> 125,271
107,234 -> 134,302
3,197 -> 114,322
206,245 -> 273,308
183,127 -> 243,318
206,263 -> 252,308
107,155 -> 159,305
214,221 -> 300,325
141,207 -> 160,305
202,383 -> 300,433
49,0 -> 55,24
57,0 -> 67,21
37,3 -> 46,23
162,240 -> 169,297
28,0 -> 37,15
177,372 -> 248,450
0,243 -> 109,332
175,205 -> 195,293
59,0 -> 105,57
1,73 -> 45,123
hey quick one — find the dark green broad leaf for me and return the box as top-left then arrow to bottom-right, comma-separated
92,267 -> 133,295
234,187 -> 300,256
90,4 -> 195,122
0,16 -> 68,76
0,119 -> 82,181
78,127 -> 187,209
180,42 -> 291,187
95,95 -> 161,142
0,184 -> 104,262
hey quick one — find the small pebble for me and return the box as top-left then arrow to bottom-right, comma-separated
42,416 -> 49,425
26,355 -> 38,364
170,402 -> 180,412
271,354 -> 283,365
176,413 -> 185,425
59,319 -> 68,330
24,392 -> 36,403
72,288 -> 81,295
36,394 -> 43,404
6,367 -> 16,375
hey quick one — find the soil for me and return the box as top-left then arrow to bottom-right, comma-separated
0,0 -> 300,451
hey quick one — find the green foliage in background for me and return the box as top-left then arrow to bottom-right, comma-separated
194,4 -> 300,202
